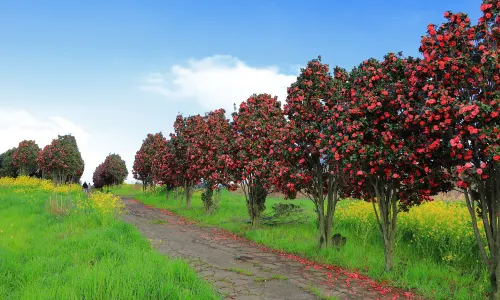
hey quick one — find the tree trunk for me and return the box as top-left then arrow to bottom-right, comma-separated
243,178 -> 266,229
383,232 -> 395,271
251,202 -> 261,228
463,165 -> 500,299
324,174 -> 338,248
372,179 -> 398,272
248,192 -> 261,229
184,180 -> 192,209
317,207 -> 327,248
490,260 -> 499,300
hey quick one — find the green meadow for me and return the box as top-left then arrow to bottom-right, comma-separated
0,178 -> 218,300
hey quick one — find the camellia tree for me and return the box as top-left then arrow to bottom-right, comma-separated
37,135 -> 85,184
0,148 -> 19,178
103,154 -> 128,186
152,136 -> 186,196
133,132 -> 167,190
12,140 -> 40,176
414,3 -> 500,296
232,94 -> 286,227
186,109 -> 236,211
183,113 -> 209,205
93,154 -> 128,188
152,115 -> 196,208
274,57 -> 348,247
343,53 -> 450,272
92,163 -> 106,189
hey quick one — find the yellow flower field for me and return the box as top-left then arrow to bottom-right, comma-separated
0,176 -> 123,216
336,200 -> 482,264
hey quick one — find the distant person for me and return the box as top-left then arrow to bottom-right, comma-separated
82,182 -> 89,194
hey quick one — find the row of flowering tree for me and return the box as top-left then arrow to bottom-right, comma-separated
1,135 -> 85,184
132,1 -> 500,296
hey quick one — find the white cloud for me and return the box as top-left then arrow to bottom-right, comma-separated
0,109 -> 92,180
0,109 -> 145,184
0,110 -> 89,153
140,55 -> 297,114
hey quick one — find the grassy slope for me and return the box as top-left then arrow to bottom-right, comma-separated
112,184 -> 487,300
0,187 -> 218,300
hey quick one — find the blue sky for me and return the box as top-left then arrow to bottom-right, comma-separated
0,0 -> 482,183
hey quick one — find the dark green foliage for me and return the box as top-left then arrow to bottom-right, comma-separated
271,203 -> 304,218
201,185 -> 220,212
201,186 -> 214,211
0,148 -> 18,178
259,202 -> 305,226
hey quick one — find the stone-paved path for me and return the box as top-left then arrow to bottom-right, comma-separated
122,198 -> 420,300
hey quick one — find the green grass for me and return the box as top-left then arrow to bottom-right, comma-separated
0,186 -> 218,300
227,267 -> 253,276
254,274 -> 288,282
305,285 -> 338,300
112,184 -> 488,299
270,274 -> 288,280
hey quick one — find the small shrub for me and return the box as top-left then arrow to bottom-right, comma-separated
257,202 -> 305,226
201,188 -> 220,213
272,202 -> 304,218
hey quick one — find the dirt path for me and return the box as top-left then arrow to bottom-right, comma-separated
122,198 -> 418,300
